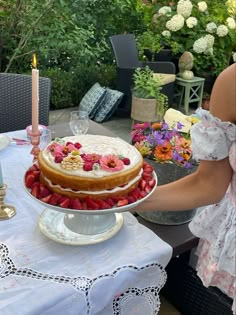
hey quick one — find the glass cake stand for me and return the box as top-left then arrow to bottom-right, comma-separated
24,172 -> 157,245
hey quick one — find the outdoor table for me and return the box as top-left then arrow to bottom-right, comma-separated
0,125 -> 174,315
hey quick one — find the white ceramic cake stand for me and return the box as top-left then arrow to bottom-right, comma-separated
24,172 -> 157,245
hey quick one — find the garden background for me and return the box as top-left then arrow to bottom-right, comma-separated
1,0 -> 235,110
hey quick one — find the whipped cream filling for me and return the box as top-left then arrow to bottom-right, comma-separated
42,135 -> 142,178
42,169 -> 143,195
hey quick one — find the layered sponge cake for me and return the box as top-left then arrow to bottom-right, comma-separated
38,135 -> 143,199
25,135 -> 156,210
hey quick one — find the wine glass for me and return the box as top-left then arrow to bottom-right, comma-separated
69,110 -> 89,135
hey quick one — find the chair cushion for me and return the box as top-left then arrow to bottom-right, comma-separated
79,83 -> 106,118
93,88 -> 124,123
153,73 -> 176,85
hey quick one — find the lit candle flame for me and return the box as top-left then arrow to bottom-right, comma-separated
32,54 -> 37,69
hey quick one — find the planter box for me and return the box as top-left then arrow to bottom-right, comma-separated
131,96 -> 162,122
137,163 -> 197,225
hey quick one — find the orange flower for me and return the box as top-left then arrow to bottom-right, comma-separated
181,151 -> 191,161
151,122 -> 162,130
154,142 -> 173,161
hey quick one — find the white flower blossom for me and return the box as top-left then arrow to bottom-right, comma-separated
205,34 -> 215,48
232,52 -> 236,62
186,17 -> 198,28
193,34 -> 214,54
162,30 -> 171,37
217,25 -> 229,37
177,0 -> 193,18
226,17 -> 236,29
197,1 -> 208,12
158,6 -> 172,16
193,37 -> 208,54
205,47 -> 214,55
206,22 -> 217,33
166,14 -> 185,32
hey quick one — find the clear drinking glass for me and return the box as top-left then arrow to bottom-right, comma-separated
39,128 -> 52,150
69,110 -> 89,135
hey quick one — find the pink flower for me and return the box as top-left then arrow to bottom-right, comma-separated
132,134 -> 146,143
133,122 -> 150,130
82,153 -> 102,164
99,155 -> 124,172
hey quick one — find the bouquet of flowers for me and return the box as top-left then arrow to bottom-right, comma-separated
131,117 -> 199,168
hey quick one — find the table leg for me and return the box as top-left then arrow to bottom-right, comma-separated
184,84 -> 191,114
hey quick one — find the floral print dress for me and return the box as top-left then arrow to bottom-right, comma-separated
189,108 -> 236,314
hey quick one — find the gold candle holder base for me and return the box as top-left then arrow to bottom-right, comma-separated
0,184 -> 16,220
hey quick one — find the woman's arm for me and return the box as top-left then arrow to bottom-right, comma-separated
134,158 -> 233,212
133,64 -> 236,212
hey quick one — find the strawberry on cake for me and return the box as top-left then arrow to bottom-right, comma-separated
25,135 -> 156,210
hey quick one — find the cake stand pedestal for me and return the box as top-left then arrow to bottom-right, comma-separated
38,209 -> 124,245
24,172 -> 157,245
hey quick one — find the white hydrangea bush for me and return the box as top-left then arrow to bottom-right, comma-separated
186,17 -> 198,28
197,1 -> 208,13
206,22 -> 217,33
149,0 -> 236,75
158,6 -> 172,16
177,0 -> 193,18
216,25 -> 229,37
226,17 -> 236,29
166,14 -> 185,32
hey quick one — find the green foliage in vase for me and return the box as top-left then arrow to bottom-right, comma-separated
132,66 -> 168,119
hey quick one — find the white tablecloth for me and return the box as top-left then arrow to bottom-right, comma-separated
0,130 -> 173,315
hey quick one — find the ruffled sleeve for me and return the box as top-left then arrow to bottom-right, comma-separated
190,108 -> 236,161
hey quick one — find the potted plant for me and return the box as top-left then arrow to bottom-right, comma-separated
131,66 -> 168,122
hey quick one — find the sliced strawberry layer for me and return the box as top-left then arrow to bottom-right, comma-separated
25,162 -> 156,210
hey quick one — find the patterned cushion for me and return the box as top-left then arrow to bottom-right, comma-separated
93,88 -> 124,123
79,83 -> 106,118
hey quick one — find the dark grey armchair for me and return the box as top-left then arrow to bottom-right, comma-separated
109,34 -> 176,117
0,73 -> 51,132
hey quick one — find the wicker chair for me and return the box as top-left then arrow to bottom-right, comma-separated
109,34 -> 176,117
0,73 -> 51,133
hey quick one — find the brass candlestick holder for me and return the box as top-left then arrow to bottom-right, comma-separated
0,184 -> 16,220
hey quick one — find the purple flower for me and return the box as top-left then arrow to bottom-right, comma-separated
177,122 -> 184,130
173,151 -> 184,163
146,131 -> 165,146
161,121 -> 169,130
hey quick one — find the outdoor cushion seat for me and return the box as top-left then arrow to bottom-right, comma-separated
153,73 -> 176,85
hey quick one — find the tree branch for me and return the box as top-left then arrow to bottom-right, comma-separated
5,0 -> 53,72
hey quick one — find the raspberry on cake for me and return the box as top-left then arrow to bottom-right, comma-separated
37,135 -> 144,200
